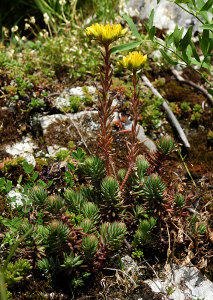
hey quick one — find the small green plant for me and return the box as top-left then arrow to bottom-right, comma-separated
193,104 -> 203,114
191,104 -> 203,121
132,248 -> 144,259
4,260 -> 32,288
165,286 -> 176,296
15,76 -> 33,97
181,102 -> 191,114
69,95 -> 83,113
82,86 -> 94,106
141,95 -> 164,129
55,149 -> 70,161
191,112 -> 202,122
27,98 -> 46,109
68,141 -> 76,150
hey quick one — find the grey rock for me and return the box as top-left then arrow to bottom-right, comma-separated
7,184 -> 28,208
40,110 -> 156,155
145,264 -> 213,300
4,135 -> 37,166
121,255 -> 139,273
126,0 -> 206,34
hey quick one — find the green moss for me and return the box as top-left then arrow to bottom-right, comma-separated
164,81 -> 190,102
35,158 -> 48,167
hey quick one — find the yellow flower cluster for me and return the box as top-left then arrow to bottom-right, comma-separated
85,23 -> 127,45
117,51 -> 147,71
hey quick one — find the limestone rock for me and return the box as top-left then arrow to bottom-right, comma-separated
145,264 -> 213,300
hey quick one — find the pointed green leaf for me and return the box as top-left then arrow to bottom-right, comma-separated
18,175 -> 23,184
159,49 -> 178,65
199,0 -> 213,11
200,24 -> 213,30
149,9 -> 155,28
201,55 -> 211,70
190,41 -> 201,62
178,25 -> 193,51
191,0 -> 196,7
122,14 -> 142,41
197,0 -> 210,23
32,172 -> 38,182
182,47 -> 191,64
166,33 -> 174,47
190,58 -> 202,66
149,26 -> 156,41
199,30 -> 209,54
187,44 -> 192,58
65,171 -> 72,178
67,162 -> 75,171
179,27 -> 184,40
144,22 -> 149,34
111,41 -> 142,54
197,0 -> 206,8
174,25 -> 180,48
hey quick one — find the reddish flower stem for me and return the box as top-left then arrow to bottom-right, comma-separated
120,70 -> 139,191
97,43 -> 114,176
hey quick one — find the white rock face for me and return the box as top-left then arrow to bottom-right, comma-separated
126,0 -> 204,34
4,135 -> 37,166
145,264 -> 213,300
7,184 -> 28,208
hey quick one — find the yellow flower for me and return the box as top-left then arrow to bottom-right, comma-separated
117,51 -> 147,71
85,23 -> 127,45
